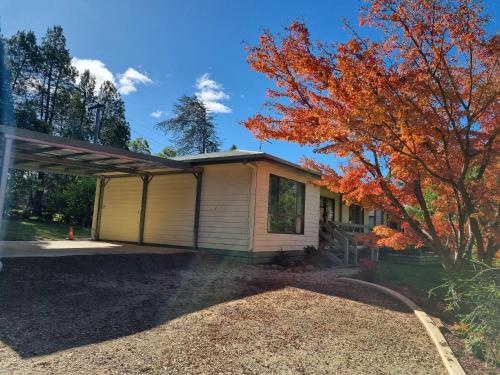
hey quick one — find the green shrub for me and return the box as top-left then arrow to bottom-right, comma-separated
304,245 -> 318,257
271,250 -> 290,268
358,257 -> 376,281
433,262 -> 500,366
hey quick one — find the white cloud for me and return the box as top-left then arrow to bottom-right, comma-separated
195,73 -> 231,114
72,58 -> 116,88
150,110 -> 163,118
117,68 -> 153,95
72,58 -> 152,95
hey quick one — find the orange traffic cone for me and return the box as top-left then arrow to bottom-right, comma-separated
68,226 -> 74,240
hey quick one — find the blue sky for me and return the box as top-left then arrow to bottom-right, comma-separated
1,0 -> 498,165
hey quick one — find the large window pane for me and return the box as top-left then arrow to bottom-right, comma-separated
267,174 -> 305,234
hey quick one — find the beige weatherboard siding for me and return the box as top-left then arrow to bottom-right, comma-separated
143,174 -> 196,247
252,161 -> 320,252
198,164 -> 252,251
98,177 -> 142,242
91,150 -> 376,254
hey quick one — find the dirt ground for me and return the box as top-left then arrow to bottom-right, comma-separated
0,254 -> 447,375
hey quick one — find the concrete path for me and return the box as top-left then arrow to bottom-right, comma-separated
0,240 -> 193,258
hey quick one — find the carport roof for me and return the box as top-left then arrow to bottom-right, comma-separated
0,125 -> 192,177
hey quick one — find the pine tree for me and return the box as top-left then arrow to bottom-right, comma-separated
98,80 -> 130,149
37,26 -> 76,131
4,25 -> 133,221
156,95 -> 221,155
5,30 -> 39,101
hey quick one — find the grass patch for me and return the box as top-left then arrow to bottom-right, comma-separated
1,219 -> 91,241
375,260 -> 445,293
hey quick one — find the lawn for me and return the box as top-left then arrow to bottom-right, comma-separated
375,261 -> 446,293
1,219 -> 91,241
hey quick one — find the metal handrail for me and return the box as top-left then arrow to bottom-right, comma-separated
320,222 -> 360,265
333,221 -> 371,234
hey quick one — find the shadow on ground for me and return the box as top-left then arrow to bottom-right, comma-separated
0,253 -> 409,358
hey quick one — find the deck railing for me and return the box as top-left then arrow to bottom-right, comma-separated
333,222 -> 371,234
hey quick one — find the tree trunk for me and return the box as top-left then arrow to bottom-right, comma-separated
43,65 -> 53,123
32,172 -> 45,217
48,72 -> 61,127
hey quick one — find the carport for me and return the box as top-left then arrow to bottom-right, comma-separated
0,125 -> 202,247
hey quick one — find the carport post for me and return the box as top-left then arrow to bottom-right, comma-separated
138,175 -> 153,244
339,193 -> 343,222
94,176 -> 109,241
0,135 -> 13,235
193,171 -> 203,249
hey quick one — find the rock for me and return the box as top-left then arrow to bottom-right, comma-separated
305,264 -> 315,272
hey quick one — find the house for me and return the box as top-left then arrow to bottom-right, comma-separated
91,150 -> 387,261
0,125 -> 389,262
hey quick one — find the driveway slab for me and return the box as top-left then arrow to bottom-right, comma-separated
0,240 -> 192,258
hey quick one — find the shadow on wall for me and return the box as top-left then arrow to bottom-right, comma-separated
0,253 -> 410,358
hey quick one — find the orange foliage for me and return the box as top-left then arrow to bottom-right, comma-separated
244,0 -> 499,270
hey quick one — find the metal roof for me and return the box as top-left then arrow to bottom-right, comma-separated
175,149 -> 321,177
0,126 -> 320,178
174,150 -> 263,161
0,125 -> 193,177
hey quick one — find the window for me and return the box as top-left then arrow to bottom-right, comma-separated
320,197 -> 335,223
268,174 -> 305,234
349,205 -> 364,225
368,211 -> 375,227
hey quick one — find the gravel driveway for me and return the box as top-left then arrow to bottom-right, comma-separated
0,254 -> 446,374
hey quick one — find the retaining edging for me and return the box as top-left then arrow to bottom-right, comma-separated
338,277 -> 466,375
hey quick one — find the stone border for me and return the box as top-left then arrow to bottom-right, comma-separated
338,277 -> 466,375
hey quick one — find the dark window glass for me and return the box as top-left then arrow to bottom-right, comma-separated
268,174 -> 305,234
320,197 -> 335,223
349,205 -> 364,225
368,215 -> 375,227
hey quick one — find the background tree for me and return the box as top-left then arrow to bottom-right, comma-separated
156,146 -> 177,158
98,80 -> 130,149
57,69 -> 96,140
128,137 -> 151,154
6,30 -> 39,103
3,25 -> 132,224
229,144 -> 237,151
38,26 -> 76,132
60,177 -> 96,227
0,36 -> 14,125
156,95 -> 221,155
244,0 -> 499,271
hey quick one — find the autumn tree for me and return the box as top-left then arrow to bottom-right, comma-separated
244,0 -> 499,271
